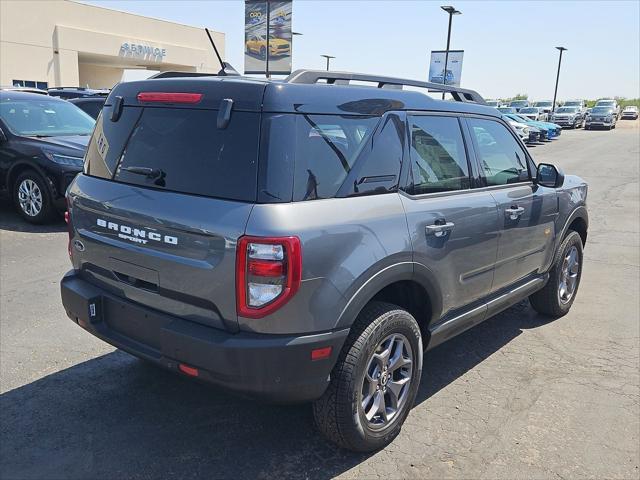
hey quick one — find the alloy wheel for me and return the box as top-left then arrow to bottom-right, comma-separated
559,245 -> 580,304
17,178 -> 43,217
361,333 -> 413,430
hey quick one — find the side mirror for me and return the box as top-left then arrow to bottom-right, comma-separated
0,127 -> 7,143
536,163 -> 564,188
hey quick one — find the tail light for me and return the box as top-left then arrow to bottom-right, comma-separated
236,236 -> 301,319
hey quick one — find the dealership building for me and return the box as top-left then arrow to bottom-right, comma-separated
0,0 -> 226,90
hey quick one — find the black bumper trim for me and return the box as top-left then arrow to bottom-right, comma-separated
60,271 -> 349,403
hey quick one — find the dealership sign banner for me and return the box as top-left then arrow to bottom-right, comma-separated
428,50 -> 464,87
244,0 -> 292,75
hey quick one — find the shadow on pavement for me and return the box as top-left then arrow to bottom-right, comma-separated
0,197 -> 65,233
0,301 -> 554,480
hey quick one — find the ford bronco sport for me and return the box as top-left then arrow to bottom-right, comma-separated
60,70 -> 588,452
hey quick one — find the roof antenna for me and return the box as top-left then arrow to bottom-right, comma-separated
205,28 -> 240,76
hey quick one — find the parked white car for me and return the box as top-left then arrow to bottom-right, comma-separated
621,106 -> 639,120
518,107 -> 548,122
508,120 -> 540,143
533,100 -> 554,114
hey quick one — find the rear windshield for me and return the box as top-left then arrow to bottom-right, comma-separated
85,106 -> 259,202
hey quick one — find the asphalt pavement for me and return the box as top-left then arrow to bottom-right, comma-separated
1,119 -> 638,479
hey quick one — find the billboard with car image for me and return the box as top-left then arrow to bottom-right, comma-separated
245,0 -> 292,75
428,50 -> 464,87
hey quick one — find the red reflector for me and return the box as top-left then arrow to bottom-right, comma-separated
311,346 -> 332,361
178,364 -> 199,377
64,211 -> 70,224
248,259 -> 284,277
137,92 -> 203,104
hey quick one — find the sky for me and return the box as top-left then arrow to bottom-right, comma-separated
85,0 -> 640,101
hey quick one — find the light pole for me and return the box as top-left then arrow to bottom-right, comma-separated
440,5 -> 461,99
552,46 -> 567,112
321,54 -> 335,71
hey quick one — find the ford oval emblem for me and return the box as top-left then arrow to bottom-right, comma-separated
73,240 -> 85,252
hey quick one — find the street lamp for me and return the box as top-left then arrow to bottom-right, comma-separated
440,5 -> 461,99
552,47 -> 567,112
321,54 -> 335,71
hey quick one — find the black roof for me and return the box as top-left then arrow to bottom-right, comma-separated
107,71 -> 500,117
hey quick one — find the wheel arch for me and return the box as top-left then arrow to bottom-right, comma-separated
7,161 -> 52,196
561,206 -> 588,246
335,262 -> 442,343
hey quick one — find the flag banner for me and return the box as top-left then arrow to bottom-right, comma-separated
428,50 -> 464,87
245,1 -> 292,75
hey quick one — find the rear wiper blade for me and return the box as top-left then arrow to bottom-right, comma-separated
120,166 -> 164,179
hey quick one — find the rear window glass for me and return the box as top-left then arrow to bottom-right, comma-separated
86,107 -> 259,202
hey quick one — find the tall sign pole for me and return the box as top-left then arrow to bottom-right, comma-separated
552,47 -> 567,112
440,6 -> 461,99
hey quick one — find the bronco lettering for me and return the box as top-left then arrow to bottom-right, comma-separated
96,218 -> 178,245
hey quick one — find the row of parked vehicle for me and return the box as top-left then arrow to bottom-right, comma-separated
487,98 -> 639,133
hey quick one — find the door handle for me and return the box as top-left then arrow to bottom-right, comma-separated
426,222 -> 455,237
505,206 -> 525,220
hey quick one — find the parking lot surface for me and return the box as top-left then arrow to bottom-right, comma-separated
1,120 -> 639,479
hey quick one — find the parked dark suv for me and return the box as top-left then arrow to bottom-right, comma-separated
68,97 -> 106,119
0,91 -> 94,222
60,70 -> 588,452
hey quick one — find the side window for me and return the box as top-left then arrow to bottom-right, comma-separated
291,115 -> 379,201
407,115 -> 470,195
467,118 -> 530,186
340,114 -> 404,197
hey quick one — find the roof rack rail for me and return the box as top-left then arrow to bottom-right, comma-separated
284,70 -> 486,104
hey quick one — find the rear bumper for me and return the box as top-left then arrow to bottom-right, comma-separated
60,271 -> 349,403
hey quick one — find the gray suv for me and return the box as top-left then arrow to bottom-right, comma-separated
60,70 -> 588,452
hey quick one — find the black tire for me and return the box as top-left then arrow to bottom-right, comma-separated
313,302 -> 422,452
529,230 -> 583,318
13,170 -> 54,224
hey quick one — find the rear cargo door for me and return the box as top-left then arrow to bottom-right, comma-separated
68,82 -> 265,332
